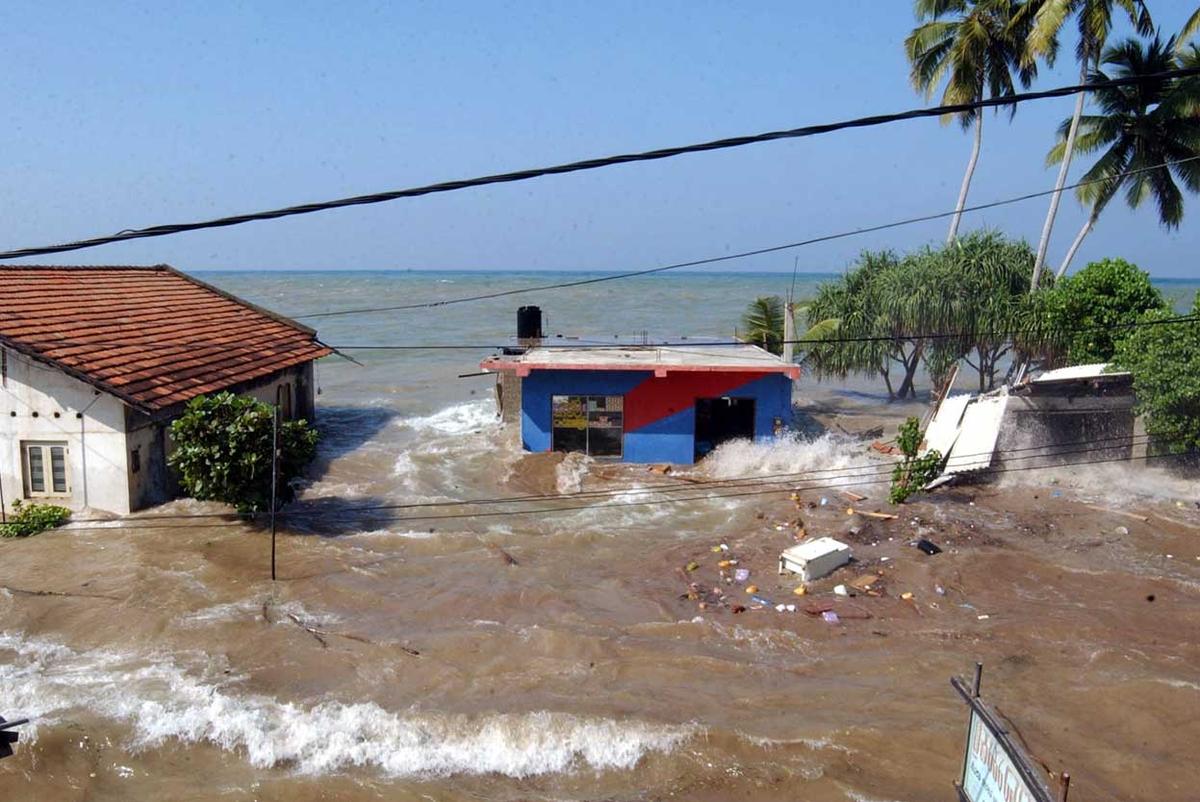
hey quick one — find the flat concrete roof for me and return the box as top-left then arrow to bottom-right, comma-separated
481,343 -> 801,379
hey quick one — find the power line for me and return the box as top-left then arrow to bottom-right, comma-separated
1,68 -> 1196,264
52,446 -> 1189,534
345,449 -> 1187,526
288,155 -> 1200,319
13,312 -> 1200,353
56,432 -> 1168,530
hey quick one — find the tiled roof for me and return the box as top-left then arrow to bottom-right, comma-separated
0,265 -> 333,412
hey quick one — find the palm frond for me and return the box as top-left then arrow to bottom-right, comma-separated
1179,7 -> 1200,50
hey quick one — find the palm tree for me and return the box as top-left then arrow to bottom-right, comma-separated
1179,6 -> 1200,50
740,296 -> 786,355
1024,0 -> 1152,288
906,0 -> 1038,243
1048,35 -> 1200,276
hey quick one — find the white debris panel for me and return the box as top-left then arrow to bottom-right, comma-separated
943,393 -> 1010,475
922,393 -> 972,458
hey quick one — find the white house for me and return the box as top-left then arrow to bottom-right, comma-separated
0,265 -> 332,515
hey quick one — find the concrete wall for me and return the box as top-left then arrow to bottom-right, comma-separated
131,362 -> 318,511
233,362 -> 316,421
1,350 -> 321,517
519,368 -> 794,464
0,348 -> 131,515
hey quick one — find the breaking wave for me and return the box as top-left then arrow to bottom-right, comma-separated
698,432 -> 879,485
0,633 -> 691,778
400,400 -> 498,436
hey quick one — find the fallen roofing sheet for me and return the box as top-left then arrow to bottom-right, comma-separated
922,393 -> 972,458
943,393 -> 1010,475
1031,363 -> 1127,382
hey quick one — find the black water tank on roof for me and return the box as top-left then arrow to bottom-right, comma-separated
517,306 -> 543,340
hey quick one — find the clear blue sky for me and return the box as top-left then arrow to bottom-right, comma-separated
0,1 -> 1196,276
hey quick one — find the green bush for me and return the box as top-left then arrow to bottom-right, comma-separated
0,500 -> 71,538
168,392 -> 319,514
889,417 -> 943,504
1113,292 -> 1200,454
1041,258 -> 1168,364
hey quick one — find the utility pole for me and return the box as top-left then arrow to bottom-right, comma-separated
782,292 -> 796,365
269,385 -> 282,581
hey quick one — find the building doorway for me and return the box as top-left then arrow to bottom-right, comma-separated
694,397 -> 755,460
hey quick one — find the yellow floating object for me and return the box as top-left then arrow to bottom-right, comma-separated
745,585 -> 759,594
793,585 -> 807,596
900,592 -> 914,601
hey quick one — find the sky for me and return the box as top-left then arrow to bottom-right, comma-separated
0,1 -> 1197,277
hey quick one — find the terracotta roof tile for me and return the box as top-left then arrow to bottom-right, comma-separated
0,265 -> 333,412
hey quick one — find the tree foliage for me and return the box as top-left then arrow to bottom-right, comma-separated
803,231 -> 1045,398
906,0 -> 1040,241
1046,33 -> 1200,275
1112,292 -> 1200,454
1040,257 -> 1167,363
907,0 -> 1038,124
740,296 -> 786,355
0,500 -> 71,538
890,417 -> 943,504
168,392 -> 319,514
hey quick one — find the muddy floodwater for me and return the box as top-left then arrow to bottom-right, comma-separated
2,271 -> 1199,801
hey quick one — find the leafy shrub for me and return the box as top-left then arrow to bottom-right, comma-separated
0,499 -> 71,538
168,392 -> 319,514
1041,258 -> 1168,364
1113,292 -> 1200,454
889,417 -> 943,504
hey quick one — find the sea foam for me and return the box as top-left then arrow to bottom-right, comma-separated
400,400 -> 498,436
698,432 -> 880,485
0,632 -> 691,778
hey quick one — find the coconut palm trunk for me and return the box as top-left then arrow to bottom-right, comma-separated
1031,60 -> 1089,287
948,110 -> 983,243
1056,205 -> 1099,278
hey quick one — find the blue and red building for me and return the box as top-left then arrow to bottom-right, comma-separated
481,344 -> 799,463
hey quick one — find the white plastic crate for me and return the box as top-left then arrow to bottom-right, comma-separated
778,537 -> 852,582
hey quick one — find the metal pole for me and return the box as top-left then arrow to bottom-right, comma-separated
0,469 -> 6,524
270,388 -> 280,582
1058,772 -> 1070,802
972,662 -> 983,698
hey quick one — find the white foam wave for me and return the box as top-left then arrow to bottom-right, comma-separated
698,433 -> 873,485
0,633 -> 690,778
177,599 -> 340,628
401,400 -> 498,436
555,452 -> 591,494
997,461 -> 1200,505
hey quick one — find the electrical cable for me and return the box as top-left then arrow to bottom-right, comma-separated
57,429 -> 1160,523
0,68 -> 1196,264
12,312 -> 1199,353
288,156 -> 1200,318
51,445 -> 1191,534
55,432 -> 1171,530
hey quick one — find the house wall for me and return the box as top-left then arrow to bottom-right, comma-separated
127,361 -> 318,512
233,362 -> 317,421
520,369 -> 793,464
0,348 -> 131,515
1,351 -> 322,517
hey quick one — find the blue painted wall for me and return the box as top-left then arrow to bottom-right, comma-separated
520,369 -> 793,463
